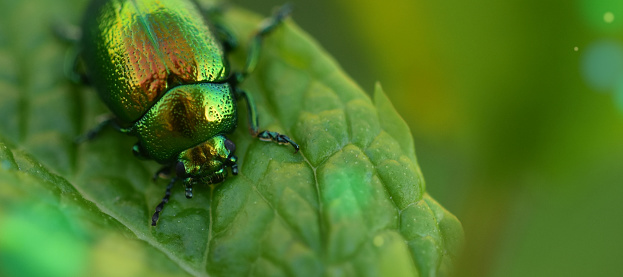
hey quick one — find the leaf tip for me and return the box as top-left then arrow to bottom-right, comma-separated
373,82 -> 417,163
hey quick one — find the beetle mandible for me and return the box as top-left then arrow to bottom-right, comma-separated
74,0 -> 299,226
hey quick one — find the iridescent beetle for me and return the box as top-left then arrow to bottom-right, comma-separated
71,0 -> 299,225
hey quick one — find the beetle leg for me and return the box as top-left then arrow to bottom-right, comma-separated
231,162 -> 239,175
241,4 -> 292,79
196,2 -> 237,51
234,88 -> 259,135
234,88 -> 300,153
151,177 -> 177,226
213,24 -> 237,52
75,115 -> 123,143
53,24 -> 90,84
197,2 -> 228,19
228,154 -> 239,175
63,47 -> 90,84
184,179 -> 194,199
257,131 -> 300,153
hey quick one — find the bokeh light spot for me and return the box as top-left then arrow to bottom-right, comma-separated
581,40 -> 623,91
580,0 -> 623,32
373,235 -> 385,247
574,46 -> 579,51
604,12 -> 615,23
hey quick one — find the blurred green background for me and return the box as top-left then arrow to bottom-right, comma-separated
235,0 -> 623,276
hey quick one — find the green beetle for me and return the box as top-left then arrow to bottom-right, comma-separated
74,0 -> 299,225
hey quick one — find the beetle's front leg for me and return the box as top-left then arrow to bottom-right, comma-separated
234,88 -> 259,135
258,131 -> 299,153
234,88 -> 299,153
236,4 -> 292,82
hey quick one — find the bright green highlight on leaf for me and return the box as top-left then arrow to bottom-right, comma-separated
0,203 -> 88,277
0,0 -> 463,276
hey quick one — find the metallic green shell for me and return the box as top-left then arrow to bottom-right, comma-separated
81,0 -> 228,123
133,83 -> 237,163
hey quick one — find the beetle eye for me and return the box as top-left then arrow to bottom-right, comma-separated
225,138 -> 236,154
176,161 -> 187,178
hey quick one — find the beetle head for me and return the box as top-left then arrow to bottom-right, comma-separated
176,135 -> 238,198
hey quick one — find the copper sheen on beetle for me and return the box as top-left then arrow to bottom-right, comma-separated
75,0 -> 299,226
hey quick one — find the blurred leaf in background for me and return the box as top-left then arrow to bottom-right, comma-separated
241,0 -> 623,276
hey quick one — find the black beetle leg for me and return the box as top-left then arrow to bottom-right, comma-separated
231,163 -> 239,175
151,177 -> 177,226
184,179 -> 194,199
233,89 -> 300,153
228,154 -> 239,175
75,115 -> 123,143
257,131 -> 300,153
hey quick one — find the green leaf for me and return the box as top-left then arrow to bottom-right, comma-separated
0,0 -> 463,276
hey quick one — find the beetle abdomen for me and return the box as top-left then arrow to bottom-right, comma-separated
82,0 -> 228,123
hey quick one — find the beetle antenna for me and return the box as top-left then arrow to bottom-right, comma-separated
151,178 -> 177,226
